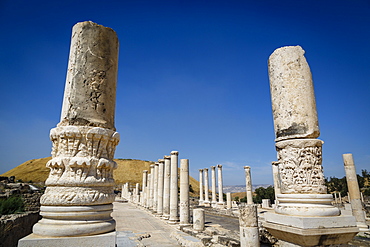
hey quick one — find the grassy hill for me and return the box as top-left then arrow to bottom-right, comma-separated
1,157 -> 200,196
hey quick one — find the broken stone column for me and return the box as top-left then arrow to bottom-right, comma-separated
157,159 -> 165,216
142,170 -> 148,207
203,168 -> 211,207
193,208 -> 205,232
169,151 -> 179,223
211,166 -> 217,207
149,165 -> 155,209
239,204 -> 260,247
163,155 -> 171,219
153,162 -> 159,212
226,192 -> 232,209
244,166 -> 253,204
217,164 -> 225,207
271,161 -> 281,203
199,169 -> 204,206
343,153 -> 368,231
263,45 -> 358,246
29,21 -> 120,240
179,159 -> 190,226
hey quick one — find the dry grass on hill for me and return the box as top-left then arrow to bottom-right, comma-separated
1,157 -> 200,196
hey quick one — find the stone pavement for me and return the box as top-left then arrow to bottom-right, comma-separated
112,201 -> 201,247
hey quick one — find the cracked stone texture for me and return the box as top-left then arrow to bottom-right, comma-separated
268,45 -> 319,142
60,21 -> 119,131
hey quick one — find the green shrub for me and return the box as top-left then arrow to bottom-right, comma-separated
0,195 -> 25,215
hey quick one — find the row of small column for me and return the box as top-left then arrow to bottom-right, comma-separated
124,151 -> 191,226
198,165 -> 225,207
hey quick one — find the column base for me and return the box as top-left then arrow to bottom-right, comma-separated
33,204 -> 115,237
18,231 -> 116,247
264,212 -> 359,246
203,201 -> 211,207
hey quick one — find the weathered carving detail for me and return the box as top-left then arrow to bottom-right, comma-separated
45,126 -> 119,186
276,139 -> 326,194
40,186 -> 115,205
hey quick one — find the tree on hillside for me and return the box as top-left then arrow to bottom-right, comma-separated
253,186 -> 275,204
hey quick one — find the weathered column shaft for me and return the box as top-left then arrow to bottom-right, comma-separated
157,159 -> 165,215
142,170 -> 148,207
211,166 -> 217,205
163,156 -> 171,219
193,209 -> 205,232
271,161 -> 281,202
203,168 -> 210,205
199,169 -> 204,205
146,174 -> 151,208
239,204 -> 260,247
153,163 -> 159,212
149,165 -> 155,209
226,192 -> 232,209
244,166 -> 253,204
33,21 -> 119,238
169,151 -> 179,223
217,164 -> 224,204
179,159 -> 190,226
343,153 -> 367,230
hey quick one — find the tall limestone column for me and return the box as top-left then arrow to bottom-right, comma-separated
179,159 -> 190,226
163,155 -> 171,219
32,21 -> 119,238
211,166 -> 217,207
264,46 -> 358,246
153,162 -> 159,212
169,151 -> 179,223
146,173 -> 152,209
149,165 -> 155,209
199,169 -> 204,206
157,159 -> 165,216
203,168 -> 210,207
244,166 -> 253,204
343,154 -> 368,231
142,170 -> 148,207
271,161 -> 281,204
217,164 -> 225,207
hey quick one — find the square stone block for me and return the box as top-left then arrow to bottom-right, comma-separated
18,231 -> 116,247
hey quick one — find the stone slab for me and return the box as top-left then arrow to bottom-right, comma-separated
18,231 -> 116,247
264,212 -> 357,229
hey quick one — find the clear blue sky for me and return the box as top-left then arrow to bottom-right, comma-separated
0,1 -> 369,185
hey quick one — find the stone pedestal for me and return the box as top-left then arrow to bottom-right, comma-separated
203,168 -> 210,207
244,166 -> 253,204
264,45 -> 359,246
198,169 -> 204,206
239,204 -> 260,247
343,153 -> 369,231
163,156 -> 171,219
169,151 -> 179,223
226,192 -> 232,209
211,166 -> 217,207
193,209 -> 205,232
179,159 -> 190,226
30,21 -> 119,239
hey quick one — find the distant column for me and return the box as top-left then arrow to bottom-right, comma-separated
203,168 -> 210,207
271,161 -> 281,204
163,155 -> 171,219
149,165 -> 155,209
226,192 -> 232,209
217,164 -> 225,207
135,183 -> 140,203
343,153 -> 368,231
153,163 -> 159,212
179,159 -> 190,226
142,170 -> 148,207
239,204 -> 260,247
211,166 -> 217,207
169,151 -> 179,223
157,159 -> 165,216
146,173 -> 151,208
199,169 -> 204,206
244,166 -> 253,204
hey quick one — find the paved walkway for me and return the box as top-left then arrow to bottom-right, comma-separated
112,202 -> 180,247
